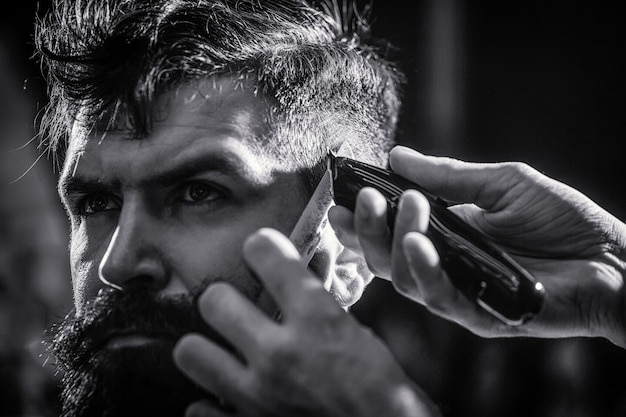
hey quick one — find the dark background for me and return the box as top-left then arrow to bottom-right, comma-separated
1,1 -> 625,416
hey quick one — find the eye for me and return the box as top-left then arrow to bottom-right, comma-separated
181,182 -> 224,204
77,194 -> 121,215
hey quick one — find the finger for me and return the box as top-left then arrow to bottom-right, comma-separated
173,333 -> 248,402
327,205 -> 363,253
394,232 -> 443,302
389,145 -> 530,209
390,190 -> 431,296
394,189 -> 431,234
242,228 -> 339,318
400,232 -> 500,331
197,282 -> 278,357
185,400 -> 236,417
353,187 -> 392,279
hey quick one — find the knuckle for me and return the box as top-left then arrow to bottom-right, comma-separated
501,161 -> 536,180
258,333 -> 301,371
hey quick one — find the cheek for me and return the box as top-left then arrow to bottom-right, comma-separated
168,228 -> 260,299
69,224 -> 103,312
175,237 -> 242,275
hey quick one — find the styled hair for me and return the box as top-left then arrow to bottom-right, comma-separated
35,0 -> 404,178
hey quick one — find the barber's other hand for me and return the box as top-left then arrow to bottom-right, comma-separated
173,228 -> 441,417
329,145 -> 626,348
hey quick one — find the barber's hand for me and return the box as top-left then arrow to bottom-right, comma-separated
173,228 -> 441,417
329,145 -> 626,348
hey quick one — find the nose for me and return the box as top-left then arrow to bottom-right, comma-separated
98,203 -> 169,292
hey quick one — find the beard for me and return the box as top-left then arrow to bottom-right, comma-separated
47,285 -> 233,417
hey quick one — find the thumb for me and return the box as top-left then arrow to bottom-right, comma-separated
389,146 -> 523,210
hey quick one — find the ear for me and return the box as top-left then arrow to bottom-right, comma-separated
329,245 -> 374,308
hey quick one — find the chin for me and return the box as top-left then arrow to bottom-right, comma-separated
59,341 -> 211,417
49,286 -> 234,416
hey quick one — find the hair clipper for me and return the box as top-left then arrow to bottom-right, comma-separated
329,153 -> 545,326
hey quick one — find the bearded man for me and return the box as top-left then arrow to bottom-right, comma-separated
35,0 -> 441,416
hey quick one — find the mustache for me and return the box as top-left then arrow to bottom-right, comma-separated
47,283 -> 231,371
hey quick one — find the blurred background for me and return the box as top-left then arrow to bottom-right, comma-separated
1,0 -> 625,416
1,1 -> 72,416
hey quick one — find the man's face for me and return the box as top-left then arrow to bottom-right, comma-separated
53,78 -> 344,415
60,79 -> 313,314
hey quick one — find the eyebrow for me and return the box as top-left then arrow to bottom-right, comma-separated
59,153 -> 248,199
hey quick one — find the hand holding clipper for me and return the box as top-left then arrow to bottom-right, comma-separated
329,153 -> 545,326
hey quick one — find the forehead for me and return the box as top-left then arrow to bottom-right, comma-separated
62,78 -> 278,185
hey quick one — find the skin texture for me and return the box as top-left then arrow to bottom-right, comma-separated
59,78 -> 439,416
329,145 -> 626,348
60,79 -> 327,313
174,229 -> 440,417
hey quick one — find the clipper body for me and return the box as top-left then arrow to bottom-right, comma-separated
330,154 -> 545,326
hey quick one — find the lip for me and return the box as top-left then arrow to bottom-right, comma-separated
103,332 -> 174,350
